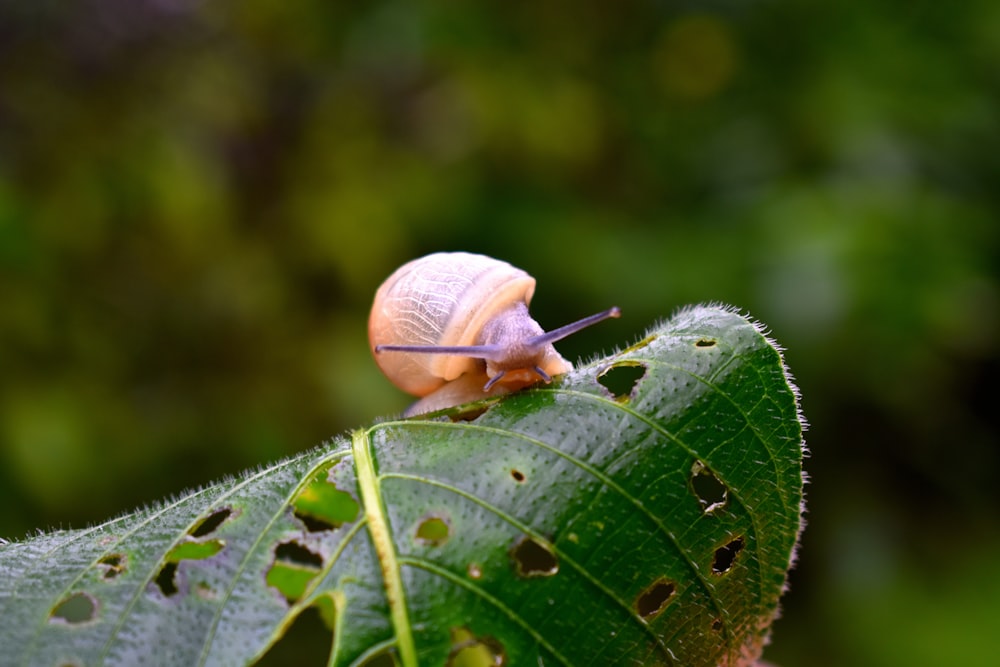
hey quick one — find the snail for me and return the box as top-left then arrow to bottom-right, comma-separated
369,251 -> 620,415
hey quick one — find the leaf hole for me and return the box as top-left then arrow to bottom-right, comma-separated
511,535 -> 558,578
275,541 -> 324,568
510,469 -> 525,483
635,578 -> 675,620
448,405 -> 490,422
447,626 -> 506,667
98,553 -> 127,579
467,562 -> 483,579
690,461 -> 728,513
712,617 -> 724,632
293,478 -> 359,533
267,541 -> 324,605
415,515 -> 451,547
189,507 -> 234,538
253,604 -> 334,667
295,513 -> 335,533
164,538 -> 225,562
712,536 -> 745,574
596,362 -> 647,401
50,592 -> 98,625
155,562 -> 179,597
695,338 -> 717,348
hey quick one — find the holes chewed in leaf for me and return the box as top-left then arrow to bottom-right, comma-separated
447,626 -> 506,667
635,578 -> 675,620
98,553 -> 126,579
467,562 -> 483,579
415,515 -> 451,547
295,513 -> 335,533
510,536 -> 558,578
448,405 -> 490,422
712,617 -> 724,632
155,562 -> 179,597
712,536 -> 745,574
293,477 -> 359,533
254,605 -> 333,667
267,541 -> 324,604
510,469 -> 525,483
50,592 -> 98,625
695,338 -> 717,348
275,541 -> 323,568
597,362 -> 647,401
189,507 -> 233,538
165,539 -> 225,562
690,460 -> 728,513
152,527 -> 226,596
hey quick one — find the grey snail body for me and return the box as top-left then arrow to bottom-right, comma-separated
369,251 -> 619,416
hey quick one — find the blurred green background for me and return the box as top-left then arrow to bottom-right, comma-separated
2,1 -> 998,665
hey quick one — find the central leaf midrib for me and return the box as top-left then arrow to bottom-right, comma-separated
352,428 -> 417,667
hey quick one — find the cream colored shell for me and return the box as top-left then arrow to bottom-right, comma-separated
368,252 -> 537,397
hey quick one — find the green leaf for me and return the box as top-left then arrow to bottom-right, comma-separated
0,305 -> 806,666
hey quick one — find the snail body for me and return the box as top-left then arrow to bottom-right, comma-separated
369,251 -> 619,415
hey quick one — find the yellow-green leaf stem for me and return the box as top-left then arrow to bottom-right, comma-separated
352,428 -> 418,667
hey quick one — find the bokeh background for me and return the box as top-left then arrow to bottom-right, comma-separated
2,1 -> 998,665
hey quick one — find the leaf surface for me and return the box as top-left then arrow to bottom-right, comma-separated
0,305 -> 806,667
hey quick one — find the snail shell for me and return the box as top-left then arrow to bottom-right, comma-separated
369,251 -> 619,415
